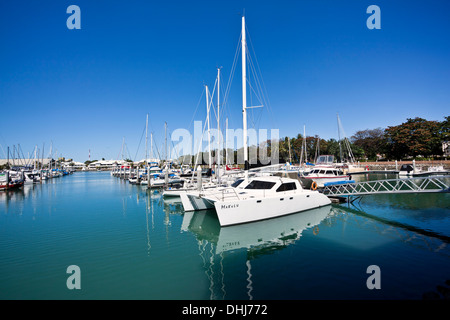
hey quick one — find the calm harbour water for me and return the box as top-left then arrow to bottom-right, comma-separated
1,171 -> 449,300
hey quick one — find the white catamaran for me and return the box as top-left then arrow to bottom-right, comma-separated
181,16 -> 331,226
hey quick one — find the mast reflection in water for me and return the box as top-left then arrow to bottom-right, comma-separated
182,206 -> 332,300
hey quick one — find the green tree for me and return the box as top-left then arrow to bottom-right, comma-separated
324,139 -> 340,159
350,143 -> 365,160
278,137 -> 290,163
84,160 -> 97,166
351,128 -> 386,160
440,116 -> 450,141
384,117 -> 442,159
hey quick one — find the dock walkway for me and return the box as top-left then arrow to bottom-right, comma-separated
321,175 -> 450,199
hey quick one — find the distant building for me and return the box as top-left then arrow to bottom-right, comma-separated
61,161 -> 85,170
87,160 -> 129,170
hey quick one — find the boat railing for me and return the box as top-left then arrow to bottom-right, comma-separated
221,188 -> 242,201
202,187 -> 241,202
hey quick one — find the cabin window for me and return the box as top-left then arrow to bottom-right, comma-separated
231,179 -> 244,188
325,170 -> 333,175
244,180 -> 276,190
276,182 -> 297,192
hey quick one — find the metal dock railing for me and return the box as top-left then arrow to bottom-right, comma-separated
321,176 -> 450,198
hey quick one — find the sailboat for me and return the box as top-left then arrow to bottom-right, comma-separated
164,70 -> 240,199
181,16 -> 331,226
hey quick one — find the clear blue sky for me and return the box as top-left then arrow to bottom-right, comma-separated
1,0 -> 449,162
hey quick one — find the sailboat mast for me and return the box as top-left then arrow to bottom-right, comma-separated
49,142 -> 53,171
150,132 -> 153,160
121,137 -> 125,160
206,85 -> 212,169
225,117 -> 228,166
42,143 -> 44,170
288,138 -> 292,164
337,113 -> 343,163
164,122 -> 168,169
217,67 -> 221,183
242,16 -> 248,180
145,114 -> 148,161
315,137 -> 320,163
303,125 -> 307,164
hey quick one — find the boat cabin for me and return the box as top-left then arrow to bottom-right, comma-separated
400,164 -> 414,173
307,168 -> 345,176
233,177 -> 303,196
315,155 -> 335,166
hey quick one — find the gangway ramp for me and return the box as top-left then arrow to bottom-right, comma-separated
321,175 -> 450,199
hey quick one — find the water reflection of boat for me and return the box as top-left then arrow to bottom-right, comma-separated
183,206 -> 332,254
181,206 -> 332,299
217,206 -> 332,254
181,206 -> 332,300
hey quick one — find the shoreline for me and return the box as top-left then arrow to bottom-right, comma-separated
355,160 -> 450,170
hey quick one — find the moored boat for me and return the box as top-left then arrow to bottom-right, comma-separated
298,155 -> 350,188
181,16 -> 332,226
208,176 -> 331,226
0,172 -> 25,191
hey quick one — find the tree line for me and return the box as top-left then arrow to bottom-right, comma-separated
277,116 -> 449,163
171,116 -> 449,166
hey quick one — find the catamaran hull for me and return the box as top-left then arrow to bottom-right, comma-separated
147,179 -> 185,189
213,192 -> 331,226
163,189 -> 187,197
180,193 -> 216,211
